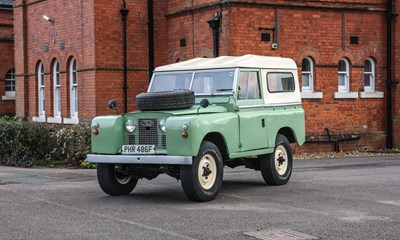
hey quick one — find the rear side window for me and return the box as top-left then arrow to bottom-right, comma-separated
267,72 -> 295,93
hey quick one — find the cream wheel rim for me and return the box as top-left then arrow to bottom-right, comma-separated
115,170 -> 132,185
198,154 -> 217,190
275,145 -> 288,175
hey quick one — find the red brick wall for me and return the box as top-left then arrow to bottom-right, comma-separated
0,8 -> 15,116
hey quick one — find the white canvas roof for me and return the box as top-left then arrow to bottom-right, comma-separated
155,54 -> 297,72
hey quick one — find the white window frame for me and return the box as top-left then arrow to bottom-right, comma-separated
364,58 -> 375,92
69,58 -> 78,118
301,57 -> 314,92
5,69 -> 15,97
53,61 -> 61,118
338,58 -> 350,92
38,63 -> 45,117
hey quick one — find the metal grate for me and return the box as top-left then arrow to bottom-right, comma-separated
128,135 -> 136,145
161,135 -> 166,148
138,119 -> 158,145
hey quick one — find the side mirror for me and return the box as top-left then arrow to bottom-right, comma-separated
200,99 -> 209,108
108,100 -> 117,109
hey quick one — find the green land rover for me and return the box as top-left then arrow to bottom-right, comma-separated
88,54 -> 305,202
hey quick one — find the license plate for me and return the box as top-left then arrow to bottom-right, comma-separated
122,145 -> 155,155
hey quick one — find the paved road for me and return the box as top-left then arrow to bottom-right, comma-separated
0,156 -> 399,240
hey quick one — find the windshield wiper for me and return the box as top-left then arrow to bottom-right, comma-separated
216,88 -> 233,92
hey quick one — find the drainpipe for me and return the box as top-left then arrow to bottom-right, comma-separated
208,12 -> 221,58
120,1 -> 129,113
148,0 -> 154,82
386,0 -> 393,148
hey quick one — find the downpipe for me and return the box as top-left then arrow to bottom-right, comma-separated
386,0 -> 393,148
120,1 -> 129,113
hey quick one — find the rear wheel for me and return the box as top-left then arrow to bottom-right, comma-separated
180,141 -> 223,202
97,163 -> 138,196
260,134 -> 293,185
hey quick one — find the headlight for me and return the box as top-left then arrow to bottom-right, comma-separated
159,119 -> 167,132
125,118 -> 137,133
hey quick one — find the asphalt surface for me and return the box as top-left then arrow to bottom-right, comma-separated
0,156 -> 399,240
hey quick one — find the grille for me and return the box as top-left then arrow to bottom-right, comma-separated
139,119 -> 158,145
126,119 -> 167,148
128,135 -> 136,145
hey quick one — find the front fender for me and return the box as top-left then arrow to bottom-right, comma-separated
91,116 -> 124,154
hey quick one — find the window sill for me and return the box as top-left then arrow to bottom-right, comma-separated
2,95 -> 15,101
301,92 -> 323,99
360,91 -> 384,99
47,117 -> 62,124
334,92 -> 358,99
63,118 -> 79,124
32,116 -> 46,122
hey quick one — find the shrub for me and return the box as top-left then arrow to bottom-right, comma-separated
0,117 -> 91,167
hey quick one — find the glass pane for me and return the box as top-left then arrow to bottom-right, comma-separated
73,71 -> 77,85
364,60 -> 372,72
338,74 -> 345,86
338,60 -> 346,71
364,74 -> 371,87
302,59 -> 310,71
302,74 -> 310,87
192,71 -> 234,94
267,73 -> 295,92
247,72 -> 260,99
150,73 -> 193,92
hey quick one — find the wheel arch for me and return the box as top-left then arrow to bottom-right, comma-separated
277,127 -> 296,143
203,132 -> 229,162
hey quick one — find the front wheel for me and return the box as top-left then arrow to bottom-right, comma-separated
180,141 -> 223,202
97,163 -> 138,196
259,134 -> 293,185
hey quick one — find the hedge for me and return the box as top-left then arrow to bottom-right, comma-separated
0,117 -> 91,167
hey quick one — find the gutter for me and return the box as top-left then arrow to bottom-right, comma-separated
120,1 -> 129,113
386,0 -> 393,148
148,0 -> 154,82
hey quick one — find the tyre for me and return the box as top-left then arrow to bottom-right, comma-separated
259,134 -> 293,185
180,141 -> 224,202
97,163 -> 138,196
136,90 -> 195,111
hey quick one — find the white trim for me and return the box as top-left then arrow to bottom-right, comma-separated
334,92 -> 358,99
2,95 -> 15,100
38,62 -> 45,117
63,118 -> 79,124
53,61 -> 61,117
32,116 -> 46,122
364,58 -> 375,92
301,57 -> 314,92
360,91 -> 384,99
69,58 -> 78,118
47,117 -> 62,124
338,58 -> 350,92
301,92 -> 323,99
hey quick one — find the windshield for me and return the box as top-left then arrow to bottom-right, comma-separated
150,70 -> 235,95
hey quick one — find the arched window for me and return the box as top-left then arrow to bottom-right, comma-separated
301,57 -> 314,92
338,58 -> 350,92
364,58 -> 375,92
69,58 -> 78,118
53,60 -> 61,117
38,63 -> 45,117
5,69 -> 15,97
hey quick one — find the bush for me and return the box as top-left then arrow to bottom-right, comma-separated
0,117 -> 91,167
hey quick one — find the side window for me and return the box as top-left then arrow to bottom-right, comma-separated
338,58 -> 350,92
364,58 -> 375,92
53,60 -> 61,117
69,58 -> 78,118
301,57 -> 313,92
5,69 -> 15,96
267,72 -> 295,92
238,71 -> 261,100
38,62 -> 45,117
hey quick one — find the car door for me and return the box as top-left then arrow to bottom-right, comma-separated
236,69 -> 268,152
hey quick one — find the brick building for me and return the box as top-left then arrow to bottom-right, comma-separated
13,0 -> 400,151
0,0 -> 14,116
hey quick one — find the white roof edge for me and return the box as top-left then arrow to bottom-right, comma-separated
155,55 -> 298,72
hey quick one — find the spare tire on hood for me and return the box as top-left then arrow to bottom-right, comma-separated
136,90 -> 195,111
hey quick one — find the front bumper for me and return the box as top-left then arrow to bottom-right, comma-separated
87,154 -> 193,165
